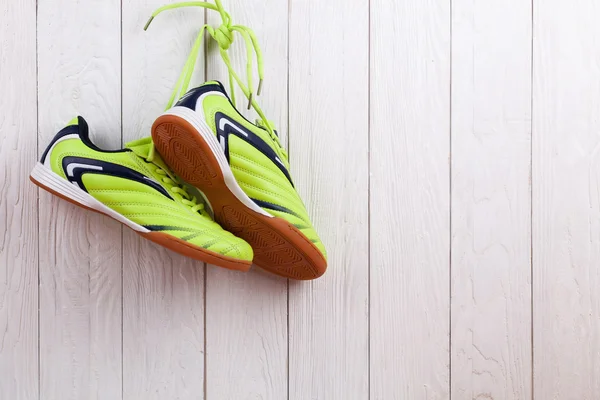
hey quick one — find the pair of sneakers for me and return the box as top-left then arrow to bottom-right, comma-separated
30,1 -> 327,280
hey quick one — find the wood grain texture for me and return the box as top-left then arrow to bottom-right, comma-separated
451,1 -> 532,399
121,2 -> 206,399
533,1 -> 600,398
36,1 -> 123,399
205,1 -> 288,399
287,0 -> 369,398
370,1 -> 450,399
0,1 -> 38,399
5,1 -> 600,398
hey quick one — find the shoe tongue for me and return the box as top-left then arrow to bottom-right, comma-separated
125,137 -> 174,178
125,136 -> 153,158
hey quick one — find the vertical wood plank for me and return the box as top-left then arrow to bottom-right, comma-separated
36,0 -> 123,399
121,2 -> 206,399
205,1 -> 289,399
533,1 -> 600,398
370,1 -> 450,399
451,0 -> 532,399
287,0 -> 370,398
0,0 -> 39,399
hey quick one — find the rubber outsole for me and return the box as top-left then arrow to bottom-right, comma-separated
30,175 -> 252,272
151,114 -> 327,280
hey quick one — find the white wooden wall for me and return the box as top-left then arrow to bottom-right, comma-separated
1,0 -> 599,399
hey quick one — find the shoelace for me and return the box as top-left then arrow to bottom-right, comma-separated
145,1 -> 262,112
144,0 -> 288,161
144,144 -> 205,213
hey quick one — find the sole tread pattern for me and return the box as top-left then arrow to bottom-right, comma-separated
151,114 -> 327,280
154,122 -> 219,186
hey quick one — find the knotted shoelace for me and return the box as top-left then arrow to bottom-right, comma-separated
145,1 -> 262,111
145,0 -> 288,161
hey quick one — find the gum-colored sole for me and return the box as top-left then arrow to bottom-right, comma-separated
151,114 -> 327,280
30,175 -> 252,272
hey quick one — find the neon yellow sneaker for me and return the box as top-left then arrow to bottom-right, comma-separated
145,1 -> 327,279
31,117 -> 253,271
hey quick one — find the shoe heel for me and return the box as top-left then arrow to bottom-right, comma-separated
152,112 -> 226,189
152,107 -> 271,218
30,162 -> 97,209
30,162 -> 148,232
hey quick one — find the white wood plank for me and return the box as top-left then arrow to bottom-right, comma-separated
205,1 -> 288,399
0,1 -> 38,399
450,1 -> 533,399
36,1 -> 123,399
287,0 -> 369,398
370,1 -> 450,399
121,2 -> 206,399
533,1 -> 600,398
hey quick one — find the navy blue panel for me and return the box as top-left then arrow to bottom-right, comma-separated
250,198 -> 302,219
175,83 -> 227,110
41,117 -> 130,164
76,116 -> 130,154
215,112 -> 294,186
61,156 -> 172,199
143,225 -> 196,232
40,125 -> 80,164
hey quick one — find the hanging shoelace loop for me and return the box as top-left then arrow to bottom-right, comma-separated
144,0 -> 292,166
145,1 -> 265,117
